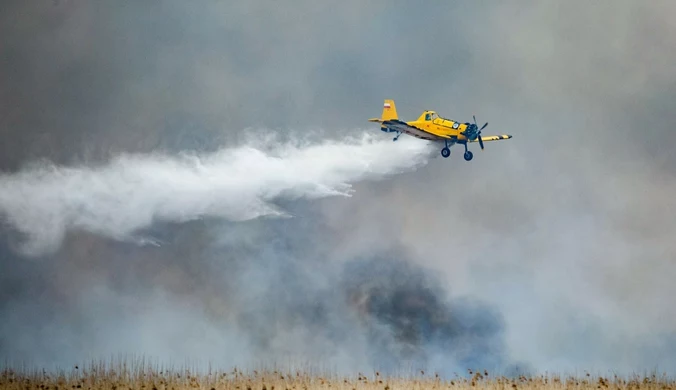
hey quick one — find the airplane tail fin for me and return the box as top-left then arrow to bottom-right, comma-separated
381,99 -> 398,121
368,99 -> 398,122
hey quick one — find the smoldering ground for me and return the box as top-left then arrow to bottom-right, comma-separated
2,0 -> 676,378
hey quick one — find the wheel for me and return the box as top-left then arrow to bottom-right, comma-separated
464,151 -> 473,161
441,147 -> 451,158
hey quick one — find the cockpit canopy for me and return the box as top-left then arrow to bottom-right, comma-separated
423,111 -> 439,121
420,110 -> 472,130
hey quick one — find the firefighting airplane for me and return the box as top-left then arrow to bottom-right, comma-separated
368,99 -> 512,161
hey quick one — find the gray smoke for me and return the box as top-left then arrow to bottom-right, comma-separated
219,238 -> 518,375
0,205 -> 522,376
2,0 -> 676,378
339,255 -> 511,373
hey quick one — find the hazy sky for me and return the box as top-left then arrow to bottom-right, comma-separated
1,0 -> 676,377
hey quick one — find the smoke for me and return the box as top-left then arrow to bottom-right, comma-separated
3,0 -> 676,378
259,253 -> 520,375
0,200 -> 523,377
0,132 -> 433,256
202,241 -> 518,375
339,255 -> 511,374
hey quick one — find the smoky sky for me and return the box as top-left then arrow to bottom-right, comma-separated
2,0 -> 676,377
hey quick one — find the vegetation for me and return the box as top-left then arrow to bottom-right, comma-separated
2,360 -> 674,390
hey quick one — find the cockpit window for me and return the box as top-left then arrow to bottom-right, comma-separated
425,112 -> 439,121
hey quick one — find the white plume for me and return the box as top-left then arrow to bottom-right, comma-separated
0,131 -> 434,256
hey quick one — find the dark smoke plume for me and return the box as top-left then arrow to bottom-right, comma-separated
340,255 -> 511,373
194,213 -> 522,375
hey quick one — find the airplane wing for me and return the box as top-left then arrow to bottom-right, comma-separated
469,135 -> 513,142
369,118 -> 454,142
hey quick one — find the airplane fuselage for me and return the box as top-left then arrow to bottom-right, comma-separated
381,110 -> 478,144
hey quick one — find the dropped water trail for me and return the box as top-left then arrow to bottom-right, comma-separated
0,131 -> 434,256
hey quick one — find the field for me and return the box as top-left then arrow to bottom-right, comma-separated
2,361 -> 674,390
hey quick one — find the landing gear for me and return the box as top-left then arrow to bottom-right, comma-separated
441,147 -> 451,158
462,143 -> 473,161
441,139 -> 451,158
392,131 -> 402,141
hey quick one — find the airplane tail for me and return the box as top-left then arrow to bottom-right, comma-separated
368,99 -> 398,122
380,99 -> 398,121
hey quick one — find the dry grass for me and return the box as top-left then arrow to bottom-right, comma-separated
2,361 -> 675,390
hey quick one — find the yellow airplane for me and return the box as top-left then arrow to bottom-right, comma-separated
368,99 -> 512,161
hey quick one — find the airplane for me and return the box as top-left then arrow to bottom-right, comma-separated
368,99 -> 512,161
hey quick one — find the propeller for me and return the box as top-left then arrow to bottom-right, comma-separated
473,115 -> 488,150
